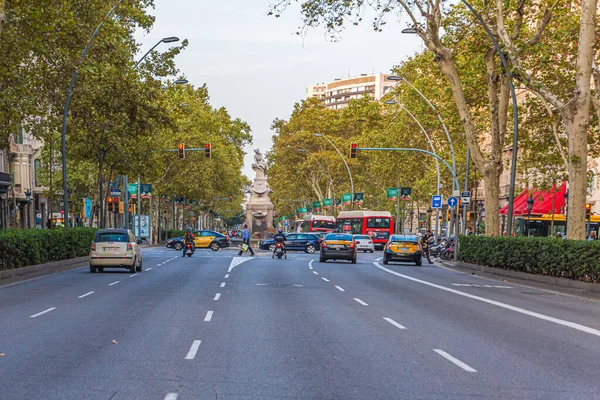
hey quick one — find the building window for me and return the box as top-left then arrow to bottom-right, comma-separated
34,159 -> 41,187
13,126 -> 24,144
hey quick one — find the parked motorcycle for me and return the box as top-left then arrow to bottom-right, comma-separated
184,242 -> 195,257
439,237 -> 456,260
273,242 -> 286,259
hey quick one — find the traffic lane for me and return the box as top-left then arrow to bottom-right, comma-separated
0,254 -> 232,400
174,256 -> 495,400
0,247 -> 180,317
388,259 -> 600,331
310,260 -> 600,398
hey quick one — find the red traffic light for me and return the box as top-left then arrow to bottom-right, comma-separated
205,143 -> 212,158
585,203 -> 592,210
350,143 -> 358,158
178,143 -> 185,158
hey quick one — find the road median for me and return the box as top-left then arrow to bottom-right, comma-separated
0,256 -> 89,287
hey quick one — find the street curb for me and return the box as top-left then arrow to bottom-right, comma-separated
0,256 -> 89,287
439,260 -> 600,298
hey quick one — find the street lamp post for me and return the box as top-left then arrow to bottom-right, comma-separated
385,99 -> 441,236
427,207 -> 432,230
314,133 -> 354,210
526,196 -> 534,236
25,189 -> 31,229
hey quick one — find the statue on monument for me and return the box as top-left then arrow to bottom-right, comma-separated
246,148 -> 274,237
252,148 -> 268,178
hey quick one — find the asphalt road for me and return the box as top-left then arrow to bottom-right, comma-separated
1,246 -> 600,399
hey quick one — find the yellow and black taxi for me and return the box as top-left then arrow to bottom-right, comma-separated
319,233 -> 357,264
166,230 -> 230,251
383,234 -> 422,266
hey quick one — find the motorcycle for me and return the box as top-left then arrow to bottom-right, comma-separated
439,237 -> 456,260
273,242 -> 286,259
184,242 -> 195,257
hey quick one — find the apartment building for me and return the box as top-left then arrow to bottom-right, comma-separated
1,127 -> 47,229
307,73 -> 394,110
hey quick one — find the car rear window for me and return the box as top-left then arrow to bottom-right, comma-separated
95,232 -> 128,242
354,235 -> 369,240
325,234 -> 353,241
390,236 -> 418,243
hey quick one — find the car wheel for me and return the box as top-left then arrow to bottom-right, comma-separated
129,260 -> 136,274
269,244 -> 276,252
97,267 -> 104,273
90,265 -> 96,273
175,243 -> 183,251
210,242 -> 220,251
305,245 -> 316,254
136,256 -> 143,272
370,250 -> 374,253
416,261 -> 422,266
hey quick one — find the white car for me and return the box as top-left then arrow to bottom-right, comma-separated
89,229 -> 142,273
353,235 -> 375,253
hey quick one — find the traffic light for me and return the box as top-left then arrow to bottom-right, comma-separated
113,197 -> 119,213
350,143 -> 357,158
205,143 -> 211,158
107,197 -> 113,212
275,197 -> 279,204
178,143 -> 185,159
229,195 -> 233,203
585,203 -> 592,218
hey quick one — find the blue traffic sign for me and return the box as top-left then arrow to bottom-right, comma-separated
431,195 -> 443,209
447,196 -> 459,208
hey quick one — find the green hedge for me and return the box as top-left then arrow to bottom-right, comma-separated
0,228 -> 97,270
161,230 -> 185,241
459,235 -> 600,282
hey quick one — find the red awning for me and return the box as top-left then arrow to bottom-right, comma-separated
499,183 -> 566,216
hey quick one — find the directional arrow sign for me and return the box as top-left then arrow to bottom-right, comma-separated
431,195 -> 443,209
447,196 -> 459,208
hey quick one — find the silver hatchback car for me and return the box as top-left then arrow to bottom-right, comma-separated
353,234 -> 375,253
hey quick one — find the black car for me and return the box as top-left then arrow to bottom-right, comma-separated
383,235 -> 422,266
259,233 -> 322,254
166,230 -> 230,251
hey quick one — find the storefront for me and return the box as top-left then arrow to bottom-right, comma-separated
0,172 -> 10,229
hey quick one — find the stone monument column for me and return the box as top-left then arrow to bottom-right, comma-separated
245,149 -> 273,238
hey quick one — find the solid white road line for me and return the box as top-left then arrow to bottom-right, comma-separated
78,291 -> 94,299
30,307 -> 56,318
321,277 -> 330,282
335,285 -> 345,292
434,349 -> 477,372
204,311 -> 214,322
312,271 -> 319,275
353,298 -> 369,306
214,293 -> 221,301
293,284 -> 303,287
375,257 -> 383,262
224,274 -> 229,279
164,394 -> 178,400
309,266 -> 313,270
375,262 -> 600,338
309,260 -> 313,267
109,281 -> 120,286
383,317 -> 407,330
220,282 -> 226,288
184,340 -> 202,360
147,268 -> 153,271
129,274 -> 137,278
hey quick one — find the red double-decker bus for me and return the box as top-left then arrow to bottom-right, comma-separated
336,211 -> 394,250
292,215 -> 337,233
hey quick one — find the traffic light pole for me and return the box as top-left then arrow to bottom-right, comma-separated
123,175 -> 129,230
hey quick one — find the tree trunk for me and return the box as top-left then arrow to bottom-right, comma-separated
98,155 -> 104,229
0,0 -> 6,39
483,169 -> 501,236
564,0 -> 597,240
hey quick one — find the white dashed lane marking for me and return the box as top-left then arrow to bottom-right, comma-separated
30,308 -> 56,318
335,286 -> 345,292
353,298 -> 368,306
321,277 -> 330,282
220,282 -> 226,288
77,291 -> 94,299
312,271 -> 319,275
383,317 -> 407,330
109,281 -> 120,286
434,349 -> 477,372
184,340 -> 202,360
164,394 -> 178,400
214,293 -> 221,301
204,311 -> 214,322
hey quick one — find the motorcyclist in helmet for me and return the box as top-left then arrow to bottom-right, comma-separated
182,227 -> 196,256
273,227 -> 287,255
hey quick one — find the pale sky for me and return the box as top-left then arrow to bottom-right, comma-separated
136,0 -> 423,179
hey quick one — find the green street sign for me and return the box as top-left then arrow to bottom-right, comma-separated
313,201 -> 321,208
341,193 -> 352,204
298,207 -> 307,213
127,183 -> 137,194
322,198 -> 332,207
387,188 -> 398,201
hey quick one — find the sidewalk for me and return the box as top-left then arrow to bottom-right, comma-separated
437,259 -> 600,300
